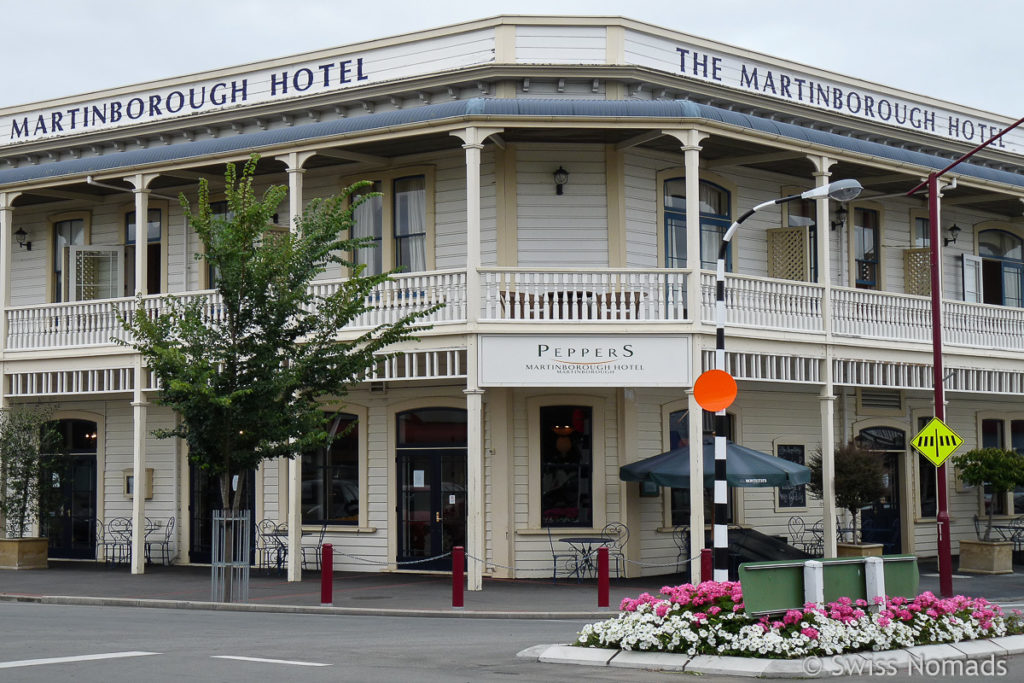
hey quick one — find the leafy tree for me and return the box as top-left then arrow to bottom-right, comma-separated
808,440 -> 886,541
953,447 -> 1024,541
118,155 -> 435,514
0,405 -> 63,538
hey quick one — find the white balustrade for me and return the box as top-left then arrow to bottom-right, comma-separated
5,270 -> 467,351
9,267 -> 1024,354
700,272 -> 824,332
479,268 -> 688,321
830,288 -> 932,343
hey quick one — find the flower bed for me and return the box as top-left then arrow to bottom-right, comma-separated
576,581 -> 1024,658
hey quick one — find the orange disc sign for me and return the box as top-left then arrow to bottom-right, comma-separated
694,370 -> 738,412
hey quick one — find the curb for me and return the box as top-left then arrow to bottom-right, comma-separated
525,634 -> 1024,677
0,593 -> 610,620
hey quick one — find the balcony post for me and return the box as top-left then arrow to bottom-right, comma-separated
277,150 -> 315,583
126,175 -> 154,575
0,192 -> 18,355
453,126 -> 501,591
811,156 -> 839,559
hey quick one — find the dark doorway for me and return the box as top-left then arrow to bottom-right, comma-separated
188,466 -> 255,564
46,419 -> 98,559
857,426 -> 904,554
396,408 -> 467,571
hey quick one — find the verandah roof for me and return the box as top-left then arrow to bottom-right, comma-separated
1,98 -> 1022,190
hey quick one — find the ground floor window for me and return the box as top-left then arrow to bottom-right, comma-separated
667,408 -> 733,526
916,417 -> 937,518
776,444 -> 807,509
540,405 -> 593,527
980,417 -> 1024,515
301,414 -> 358,525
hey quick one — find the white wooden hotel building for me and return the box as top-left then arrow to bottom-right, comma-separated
2,16 -> 1023,585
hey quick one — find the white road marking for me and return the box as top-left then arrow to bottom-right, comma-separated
0,651 -> 161,669
212,655 -> 332,667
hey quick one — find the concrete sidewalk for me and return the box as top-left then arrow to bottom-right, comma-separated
1,559 -> 1023,619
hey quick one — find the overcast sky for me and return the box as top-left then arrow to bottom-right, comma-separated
2,0 -> 1021,118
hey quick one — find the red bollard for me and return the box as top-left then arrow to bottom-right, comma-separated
700,548 -> 712,583
597,546 -> 609,608
452,546 -> 464,608
320,543 -> 333,606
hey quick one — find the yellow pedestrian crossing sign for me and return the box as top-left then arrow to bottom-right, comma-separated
911,418 -> 963,467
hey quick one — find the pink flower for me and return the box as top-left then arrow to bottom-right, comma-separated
655,603 -> 670,618
693,612 -> 707,622
801,627 -> 819,639
708,606 -> 721,616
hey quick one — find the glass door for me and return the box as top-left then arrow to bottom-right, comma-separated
857,427 -> 904,554
46,419 -> 98,559
397,449 -> 466,571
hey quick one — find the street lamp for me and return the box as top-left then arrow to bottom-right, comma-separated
709,179 -> 863,582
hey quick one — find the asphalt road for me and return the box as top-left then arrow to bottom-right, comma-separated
2,602 -> 1022,682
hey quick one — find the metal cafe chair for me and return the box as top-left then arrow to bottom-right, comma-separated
301,523 -> 328,570
546,527 -> 577,583
255,519 -> 282,573
145,516 -> 175,566
601,522 -> 630,577
787,516 -> 807,551
104,517 -> 133,566
673,525 -> 690,572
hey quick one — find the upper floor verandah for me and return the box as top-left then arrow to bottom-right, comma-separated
2,99 -> 1024,361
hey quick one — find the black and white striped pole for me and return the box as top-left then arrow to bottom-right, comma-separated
709,178 -> 862,583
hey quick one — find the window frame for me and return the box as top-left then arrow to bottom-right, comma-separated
774,440 -> 809,512
122,200 -> 169,295
528,394 -> 605,530
342,166 -> 435,277
849,202 -> 884,290
301,412 -> 361,527
300,403 -> 368,530
779,185 -> 819,283
658,398 -> 740,528
974,413 -> 1024,517
911,412 -> 938,521
656,168 -> 738,272
48,211 -> 92,303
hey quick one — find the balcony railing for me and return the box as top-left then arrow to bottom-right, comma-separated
6,268 -> 1024,354
480,268 -> 689,322
5,270 -> 466,351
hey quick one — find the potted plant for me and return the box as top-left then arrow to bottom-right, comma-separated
0,405 -> 61,569
952,447 -> 1024,574
807,440 -> 887,557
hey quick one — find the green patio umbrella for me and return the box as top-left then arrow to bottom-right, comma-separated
619,436 -> 811,488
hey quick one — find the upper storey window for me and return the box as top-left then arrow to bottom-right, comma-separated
125,208 -> 163,295
663,178 -> 732,270
853,207 -> 880,289
976,229 -> 1024,307
351,173 -> 430,276
53,218 -> 85,302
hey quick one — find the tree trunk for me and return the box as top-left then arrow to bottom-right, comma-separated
985,497 -> 996,543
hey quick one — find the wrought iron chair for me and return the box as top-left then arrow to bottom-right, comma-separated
104,517 -> 133,566
673,525 -> 690,572
546,528 -> 576,583
301,523 -> 328,570
807,519 -> 825,556
787,516 -> 807,551
601,522 -> 630,577
145,517 -> 175,566
255,519 -> 283,573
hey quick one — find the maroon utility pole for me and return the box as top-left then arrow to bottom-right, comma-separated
906,114 -> 1024,598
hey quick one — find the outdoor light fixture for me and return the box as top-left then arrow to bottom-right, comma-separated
553,166 -> 569,195
831,204 -> 848,231
944,224 -> 962,247
13,228 -> 31,251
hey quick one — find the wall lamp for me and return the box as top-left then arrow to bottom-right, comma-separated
944,224 -> 961,247
553,166 -> 569,195
830,204 -> 848,231
14,228 -> 31,250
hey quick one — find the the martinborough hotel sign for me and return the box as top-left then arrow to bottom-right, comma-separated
2,23 -> 1020,155
479,335 -> 690,387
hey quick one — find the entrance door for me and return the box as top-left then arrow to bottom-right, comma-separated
397,450 -> 467,571
395,407 -> 467,572
188,466 -> 255,564
857,426 -> 904,554
46,419 -> 98,559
